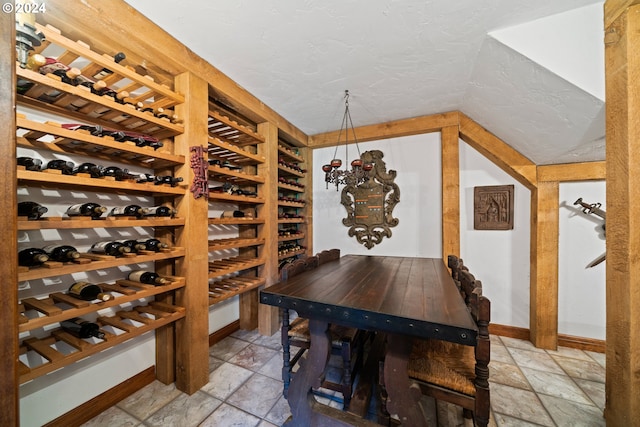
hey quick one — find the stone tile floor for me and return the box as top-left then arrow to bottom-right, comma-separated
81,330 -> 606,426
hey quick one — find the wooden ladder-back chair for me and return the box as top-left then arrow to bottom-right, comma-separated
280,250 -> 364,410
386,255 -> 491,426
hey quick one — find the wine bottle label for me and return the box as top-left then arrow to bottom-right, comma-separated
92,69 -> 112,80
110,207 -> 130,216
128,271 -> 146,282
68,282 -> 90,294
145,207 -> 161,215
90,241 -> 110,252
66,204 -> 84,215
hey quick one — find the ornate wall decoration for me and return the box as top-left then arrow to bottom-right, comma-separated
341,150 -> 400,249
473,185 -> 514,230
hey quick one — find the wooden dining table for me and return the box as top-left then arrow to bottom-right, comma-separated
259,255 -> 478,427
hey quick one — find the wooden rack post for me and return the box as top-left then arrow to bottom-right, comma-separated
172,72 -> 210,394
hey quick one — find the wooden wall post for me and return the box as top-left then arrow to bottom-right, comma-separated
257,121 -> 279,335
441,126 -> 460,260
1,8 -> 19,427
529,182 -> 559,350
604,1 -> 640,423
172,72 -> 210,394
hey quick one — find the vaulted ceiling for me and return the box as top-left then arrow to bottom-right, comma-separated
125,0 -> 605,165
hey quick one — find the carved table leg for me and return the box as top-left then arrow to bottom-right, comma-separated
383,334 -> 428,426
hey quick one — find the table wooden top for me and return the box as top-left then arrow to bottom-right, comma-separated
260,255 -> 478,345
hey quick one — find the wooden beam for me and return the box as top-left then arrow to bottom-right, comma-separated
257,121 -> 280,336
537,161 -> 606,182
36,0 -> 308,145
605,0 -> 640,29
529,182 -> 559,350
604,2 -> 640,424
458,113 -> 537,190
0,8 -> 18,427
173,72 -> 210,394
308,111 -> 459,148
441,126 -> 460,261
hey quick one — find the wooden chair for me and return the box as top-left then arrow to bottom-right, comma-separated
382,255 -> 491,426
280,250 -> 364,410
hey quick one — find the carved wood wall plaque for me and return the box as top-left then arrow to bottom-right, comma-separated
474,185 -> 514,230
341,150 -> 400,249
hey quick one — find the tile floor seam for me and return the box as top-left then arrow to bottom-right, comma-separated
502,346 -> 559,427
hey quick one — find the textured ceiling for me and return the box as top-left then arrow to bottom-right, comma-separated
125,0 -> 605,165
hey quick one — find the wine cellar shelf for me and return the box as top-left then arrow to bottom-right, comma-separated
7,3 -> 313,421
14,18 -> 188,392
207,105 -> 266,307
19,301 -> 185,384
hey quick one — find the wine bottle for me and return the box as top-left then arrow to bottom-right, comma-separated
42,244 -> 80,262
142,206 -> 176,217
73,74 -> 108,93
101,166 -> 135,181
18,201 -> 48,220
18,248 -> 49,266
92,52 -> 126,80
127,270 -> 169,285
153,175 -> 183,187
108,205 -> 149,218
66,203 -> 107,219
60,123 -> 104,136
90,241 -> 132,257
220,210 -> 245,218
72,162 -> 103,178
118,239 -> 147,253
68,281 -> 112,301
60,318 -> 105,339
17,156 -> 43,171
137,238 -> 168,252
17,54 -> 47,94
45,159 -> 75,175
39,58 -> 81,85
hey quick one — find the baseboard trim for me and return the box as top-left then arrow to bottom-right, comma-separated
209,320 -> 241,347
43,366 -> 156,427
489,323 -> 605,353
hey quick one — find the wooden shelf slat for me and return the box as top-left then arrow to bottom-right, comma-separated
208,276 -> 266,306
208,109 -> 265,146
17,169 -> 186,196
209,192 -> 265,204
278,145 -> 305,163
208,237 -> 265,251
278,233 -> 306,242
278,200 -> 306,208
208,165 -> 265,184
277,218 -> 305,224
208,257 -> 265,278
17,117 -> 185,168
18,217 -> 184,230
278,249 -> 308,261
208,137 -> 265,164
278,182 -> 305,193
277,165 -> 305,178
18,248 -> 185,282
209,217 -> 264,225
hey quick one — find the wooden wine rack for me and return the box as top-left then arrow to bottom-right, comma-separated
13,18 -> 191,394
19,277 -> 185,332
208,237 -> 265,251
209,276 -> 266,305
277,140 -> 309,267
18,248 -> 185,282
18,301 -> 185,384
17,115 -> 184,169
207,105 -> 266,308
208,256 -> 265,279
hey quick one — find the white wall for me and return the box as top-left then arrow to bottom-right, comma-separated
459,143 -> 531,329
314,133 -> 442,257
313,134 -> 607,340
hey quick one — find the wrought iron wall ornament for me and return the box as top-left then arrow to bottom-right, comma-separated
341,150 -> 400,249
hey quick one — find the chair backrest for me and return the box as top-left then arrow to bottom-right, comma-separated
280,257 -> 308,281
317,248 -> 340,265
280,255 -> 321,281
